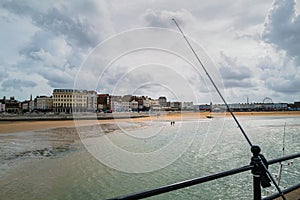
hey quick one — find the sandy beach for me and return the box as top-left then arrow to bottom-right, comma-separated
1,111 -> 300,134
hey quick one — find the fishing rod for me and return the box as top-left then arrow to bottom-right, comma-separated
172,18 -> 252,147
172,18 -> 286,200
278,122 -> 286,186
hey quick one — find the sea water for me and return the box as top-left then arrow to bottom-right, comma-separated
0,116 -> 299,200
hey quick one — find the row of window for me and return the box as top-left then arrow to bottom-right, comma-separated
53,95 -> 86,98
54,103 -> 87,107
53,99 -> 87,102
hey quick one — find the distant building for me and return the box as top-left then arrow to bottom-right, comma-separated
182,102 -> 194,110
53,89 -> 74,113
36,96 -> 53,112
122,95 -> 133,102
198,104 -> 211,112
97,94 -> 111,111
149,99 -> 160,111
210,102 -> 288,112
211,104 -> 227,112
158,96 -> 167,107
140,96 -> 151,111
289,102 -> 300,111
131,96 -> 150,112
0,97 -> 5,112
110,95 -> 133,112
170,102 -> 181,111
5,97 -> 20,113
294,102 -> 300,108
130,100 -> 139,111
29,95 -> 35,112
21,100 -> 30,112
110,95 -> 122,112
21,94 -> 34,112
143,97 -> 151,108
86,91 -> 97,112
52,89 -> 97,113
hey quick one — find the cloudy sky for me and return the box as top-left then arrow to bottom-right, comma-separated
0,0 -> 299,104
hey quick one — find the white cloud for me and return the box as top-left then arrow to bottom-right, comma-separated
263,0 -> 300,65
143,9 -> 196,28
0,0 -> 299,103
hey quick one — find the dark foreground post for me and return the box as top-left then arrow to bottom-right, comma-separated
251,145 -> 262,200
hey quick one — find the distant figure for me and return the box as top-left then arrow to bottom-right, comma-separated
170,121 -> 175,126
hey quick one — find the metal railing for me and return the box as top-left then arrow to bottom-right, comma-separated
108,149 -> 300,200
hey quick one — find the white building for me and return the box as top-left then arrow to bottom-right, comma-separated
36,96 -> 53,111
182,102 -> 194,110
86,91 -> 97,112
0,102 -> 5,112
149,99 -> 161,111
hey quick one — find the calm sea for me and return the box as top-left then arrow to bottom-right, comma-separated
0,115 -> 299,200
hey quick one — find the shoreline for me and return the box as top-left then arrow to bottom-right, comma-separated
0,112 -> 150,121
1,111 -> 300,134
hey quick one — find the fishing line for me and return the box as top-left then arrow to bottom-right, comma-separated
172,18 -> 252,147
172,18 -> 286,200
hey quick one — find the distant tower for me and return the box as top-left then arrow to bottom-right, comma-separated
30,94 -> 32,101
247,96 -> 249,104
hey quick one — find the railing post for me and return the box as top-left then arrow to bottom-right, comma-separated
251,145 -> 262,200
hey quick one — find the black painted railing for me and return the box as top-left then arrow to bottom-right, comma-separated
108,149 -> 300,200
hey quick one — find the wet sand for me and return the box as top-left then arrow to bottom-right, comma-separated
148,111 -> 300,121
1,111 -> 300,134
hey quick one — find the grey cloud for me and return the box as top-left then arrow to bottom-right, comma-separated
97,65 -> 155,95
143,9 -> 194,28
263,0 -> 300,65
223,79 -> 254,88
1,1 -> 33,16
220,65 -> 252,81
256,55 -> 300,95
33,8 -> 99,47
2,1 -> 101,48
1,0 -> 105,92
0,68 -> 8,80
39,69 -> 75,88
266,77 -> 300,93
218,52 -> 254,88
1,78 -> 37,91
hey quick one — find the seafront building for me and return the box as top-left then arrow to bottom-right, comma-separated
182,102 -> 194,110
86,91 -> 97,112
1,91 -> 300,114
1,97 -> 20,113
0,98 -> 6,112
52,89 -> 97,113
36,96 -> 53,112
97,94 -> 111,112
209,102 -> 289,112
21,100 -> 30,112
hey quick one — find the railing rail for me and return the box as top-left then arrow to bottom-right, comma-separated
108,152 -> 300,200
